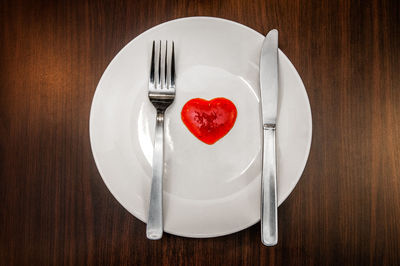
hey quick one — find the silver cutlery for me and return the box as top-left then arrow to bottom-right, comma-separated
260,29 -> 279,246
146,40 -> 176,240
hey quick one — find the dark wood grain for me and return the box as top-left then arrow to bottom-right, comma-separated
1,0 -> 399,265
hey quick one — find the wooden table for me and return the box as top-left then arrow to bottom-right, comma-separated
1,0 -> 399,264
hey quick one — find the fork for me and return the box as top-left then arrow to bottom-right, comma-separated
146,40 -> 175,240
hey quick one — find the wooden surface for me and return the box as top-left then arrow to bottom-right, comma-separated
1,0 -> 399,265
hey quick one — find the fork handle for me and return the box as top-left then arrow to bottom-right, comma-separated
147,111 -> 164,240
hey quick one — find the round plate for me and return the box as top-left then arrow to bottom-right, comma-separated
90,17 -> 312,237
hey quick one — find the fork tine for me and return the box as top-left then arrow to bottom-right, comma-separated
150,41 -> 155,85
157,40 -> 161,89
164,41 -> 168,89
154,41 -> 159,89
170,41 -> 175,88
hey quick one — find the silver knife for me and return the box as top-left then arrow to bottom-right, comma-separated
259,29 -> 279,246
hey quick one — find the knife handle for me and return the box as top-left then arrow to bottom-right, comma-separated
261,123 -> 278,246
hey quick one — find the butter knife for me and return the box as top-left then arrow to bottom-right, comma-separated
259,29 -> 279,246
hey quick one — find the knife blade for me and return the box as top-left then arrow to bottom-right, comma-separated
259,29 -> 278,246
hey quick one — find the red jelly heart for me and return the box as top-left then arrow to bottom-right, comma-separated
181,98 -> 237,145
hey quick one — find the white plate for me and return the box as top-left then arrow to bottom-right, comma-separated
90,17 -> 312,237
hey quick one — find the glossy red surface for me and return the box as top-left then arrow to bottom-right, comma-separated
181,98 -> 237,145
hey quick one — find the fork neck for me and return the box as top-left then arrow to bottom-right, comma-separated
156,110 -> 165,122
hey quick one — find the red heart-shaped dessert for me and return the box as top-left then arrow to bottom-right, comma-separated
181,98 -> 237,145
